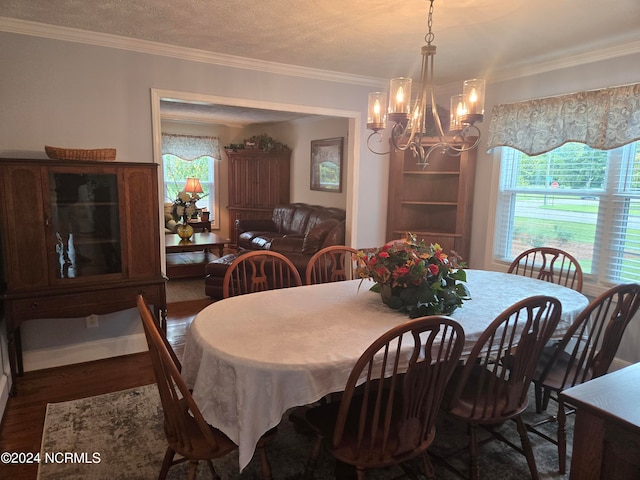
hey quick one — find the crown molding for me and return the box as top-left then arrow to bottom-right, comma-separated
488,39 -> 640,84
3,16 -> 639,90
0,17 -> 386,89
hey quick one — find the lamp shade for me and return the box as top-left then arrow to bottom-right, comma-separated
449,94 -> 466,132
389,77 -> 412,116
182,177 -> 204,194
461,79 -> 485,125
367,92 -> 388,132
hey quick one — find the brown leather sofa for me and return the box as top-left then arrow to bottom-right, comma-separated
236,203 -> 346,272
204,203 -> 345,299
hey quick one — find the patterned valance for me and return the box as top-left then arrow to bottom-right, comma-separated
161,134 -> 221,161
487,82 -> 640,155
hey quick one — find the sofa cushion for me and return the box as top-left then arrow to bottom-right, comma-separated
272,204 -> 300,233
302,219 -> 340,254
241,232 -> 285,250
270,235 -> 305,254
306,207 -> 346,230
322,220 -> 346,248
287,204 -> 315,234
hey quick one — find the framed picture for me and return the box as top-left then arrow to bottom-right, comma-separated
310,137 -> 343,192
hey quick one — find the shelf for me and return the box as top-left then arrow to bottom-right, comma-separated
401,201 -> 458,206
403,171 -> 460,175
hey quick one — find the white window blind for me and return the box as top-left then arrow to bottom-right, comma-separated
494,141 -> 640,284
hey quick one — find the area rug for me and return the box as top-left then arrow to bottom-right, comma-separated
38,384 -> 571,480
166,277 -> 209,303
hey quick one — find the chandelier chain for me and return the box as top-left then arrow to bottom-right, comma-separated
425,0 -> 435,45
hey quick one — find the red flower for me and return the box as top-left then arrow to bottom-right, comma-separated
378,251 -> 390,259
428,264 -> 440,276
393,265 -> 410,278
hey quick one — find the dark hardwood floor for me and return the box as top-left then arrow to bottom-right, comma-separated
0,298 -> 212,480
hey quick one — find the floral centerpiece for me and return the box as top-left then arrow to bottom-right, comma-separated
171,191 -> 203,224
356,234 -> 470,318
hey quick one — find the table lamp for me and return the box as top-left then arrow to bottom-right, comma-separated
182,177 -> 204,195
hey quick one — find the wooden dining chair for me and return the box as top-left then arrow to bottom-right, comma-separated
305,245 -> 360,285
222,250 -> 302,298
530,283 -> 640,474
137,295 -> 273,480
507,247 -> 583,292
442,295 -> 562,480
303,316 -> 465,480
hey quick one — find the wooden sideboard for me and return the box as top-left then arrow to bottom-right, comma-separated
0,159 -> 166,395
560,363 -> 640,480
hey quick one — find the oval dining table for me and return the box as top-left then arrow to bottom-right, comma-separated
181,269 -> 589,471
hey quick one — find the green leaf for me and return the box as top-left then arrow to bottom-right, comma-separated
451,269 -> 467,282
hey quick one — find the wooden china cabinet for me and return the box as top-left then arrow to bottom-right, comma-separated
386,137 -> 477,262
0,158 -> 166,394
225,148 -> 291,246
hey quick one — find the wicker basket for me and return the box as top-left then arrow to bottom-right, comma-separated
45,145 -> 117,161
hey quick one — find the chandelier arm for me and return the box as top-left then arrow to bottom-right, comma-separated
427,53 -> 447,141
445,125 -> 482,154
415,142 -> 449,169
390,122 -> 418,152
366,131 -> 390,156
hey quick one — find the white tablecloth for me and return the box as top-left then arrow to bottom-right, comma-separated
181,269 -> 588,470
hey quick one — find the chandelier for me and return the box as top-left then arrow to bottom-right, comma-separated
366,0 -> 485,167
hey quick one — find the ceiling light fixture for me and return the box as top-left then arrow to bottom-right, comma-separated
366,0 -> 485,167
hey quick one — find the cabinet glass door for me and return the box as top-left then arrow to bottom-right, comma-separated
50,172 -> 122,279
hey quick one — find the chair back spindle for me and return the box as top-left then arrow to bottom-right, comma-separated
508,247 -> 583,292
223,250 -> 302,298
305,245 -> 359,285
530,283 -> 640,474
537,283 -> 640,391
136,295 -> 237,479
444,295 -> 562,480
304,316 -> 464,478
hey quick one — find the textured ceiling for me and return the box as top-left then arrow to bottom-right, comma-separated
3,0 -> 640,83
2,0 -> 640,124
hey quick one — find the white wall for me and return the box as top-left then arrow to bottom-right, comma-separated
269,117 -> 349,210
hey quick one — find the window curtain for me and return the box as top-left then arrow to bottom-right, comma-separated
161,133 -> 221,160
487,82 -> 640,155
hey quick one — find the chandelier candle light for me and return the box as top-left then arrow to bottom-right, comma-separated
366,0 -> 485,167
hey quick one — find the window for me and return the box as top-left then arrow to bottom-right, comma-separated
161,134 -> 220,228
494,141 -> 640,285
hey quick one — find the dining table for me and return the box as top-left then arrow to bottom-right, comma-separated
181,269 -> 589,471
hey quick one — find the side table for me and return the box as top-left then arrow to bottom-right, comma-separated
561,363 -> 640,480
188,219 -> 212,232
165,232 -> 230,279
